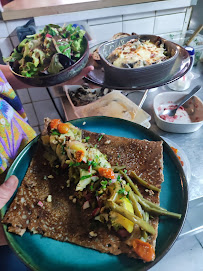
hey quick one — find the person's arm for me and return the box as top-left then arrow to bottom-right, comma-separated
0,64 -> 94,91
0,64 -> 30,90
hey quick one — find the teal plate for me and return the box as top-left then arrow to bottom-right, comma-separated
1,116 -> 188,271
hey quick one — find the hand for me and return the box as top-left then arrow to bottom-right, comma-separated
0,175 -> 18,246
0,175 -> 18,209
0,64 -> 95,90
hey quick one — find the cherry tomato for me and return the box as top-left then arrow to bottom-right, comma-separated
57,123 -> 70,134
49,119 -> 61,130
98,168 -> 115,179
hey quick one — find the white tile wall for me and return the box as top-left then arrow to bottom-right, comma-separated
89,22 -> 122,43
88,16 -> 122,26
154,13 -> 185,35
0,37 -> 13,58
34,0 -> 193,27
156,7 -> 186,16
182,6 -> 193,36
123,17 -> 155,35
123,11 -> 155,21
0,21 -> 9,38
10,36 -> 19,48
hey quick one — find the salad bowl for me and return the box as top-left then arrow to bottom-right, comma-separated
6,24 -> 89,87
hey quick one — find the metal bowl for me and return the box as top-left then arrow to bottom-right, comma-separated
9,36 -> 89,87
98,34 -> 179,88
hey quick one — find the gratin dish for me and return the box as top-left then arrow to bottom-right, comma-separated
98,35 -> 179,88
8,36 -> 89,87
154,92 -> 203,133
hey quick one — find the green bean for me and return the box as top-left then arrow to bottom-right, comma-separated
142,198 -> 167,211
143,211 -> 149,223
141,212 -> 149,241
119,170 -> 182,219
112,165 -> 126,172
141,230 -> 148,242
119,170 -> 142,197
130,171 -> 161,192
135,194 -> 181,219
109,183 -> 120,202
107,200 -> 156,235
125,185 -> 143,218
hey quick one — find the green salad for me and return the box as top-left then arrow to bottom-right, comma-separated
4,24 -> 86,77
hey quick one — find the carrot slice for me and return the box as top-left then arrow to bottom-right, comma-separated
171,146 -> 178,154
57,123 -> 70,134
133,239 -> 155,262
98,168 -> 115,179
49,119 -> 61,130
75,150 -> 85,162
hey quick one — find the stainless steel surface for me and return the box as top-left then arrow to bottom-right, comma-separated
162,85 -> 202,116
138,89 -> 149,108
128,63 -> 203,201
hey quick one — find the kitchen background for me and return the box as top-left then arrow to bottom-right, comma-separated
0,0 -> 202,135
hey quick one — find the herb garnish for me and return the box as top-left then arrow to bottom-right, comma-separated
69,161 -> 82,167
118,188 -> 126,195
101,180 -> 108,189
80,174 -> 92,180
85,136 -> 90,142
88,160 -> 98,167
51,129 -> 60,136
98,135 -> 103,141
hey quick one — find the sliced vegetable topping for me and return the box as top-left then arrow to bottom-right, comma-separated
41,120 -> 182,262
98,168 -> 115,179
75,150 -> 85,163
133,239 -> 155,262
49,119 -> 61,130
57,123 -> 70,134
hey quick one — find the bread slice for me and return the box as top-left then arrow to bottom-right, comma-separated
2,130 -> 163,258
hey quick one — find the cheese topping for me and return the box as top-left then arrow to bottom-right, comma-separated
108,39 -> 167,68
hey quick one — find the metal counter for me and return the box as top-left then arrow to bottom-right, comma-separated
128,63 -> 203,201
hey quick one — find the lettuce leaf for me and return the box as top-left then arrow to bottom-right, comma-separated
32,49 -> 46,67
3,49 -> 22,63
20,62 -> 39,77
48,54 -> 64,74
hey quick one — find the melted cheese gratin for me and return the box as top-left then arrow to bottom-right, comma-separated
108,39 -> 167,68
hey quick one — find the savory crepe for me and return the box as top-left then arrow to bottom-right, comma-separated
2,119 -> 181,262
